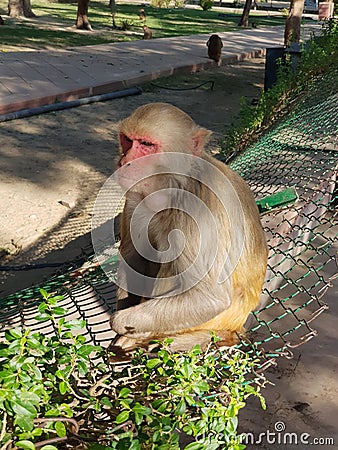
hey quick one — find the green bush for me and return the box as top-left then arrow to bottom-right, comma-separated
222,19 -> 338,156
199,0 -> 214,11
150,0 -> 172,8
0,290 -> 267,449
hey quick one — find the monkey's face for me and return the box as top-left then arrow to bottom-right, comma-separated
116,103 -> 212,197
119,132 -> 160,167
118,103 -> 211,165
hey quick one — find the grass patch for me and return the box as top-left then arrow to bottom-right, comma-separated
0,0 -> 289,50
222,19 -> 338,157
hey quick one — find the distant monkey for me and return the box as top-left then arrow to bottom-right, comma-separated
139,8 -> 146,21
143,25 -> 153,39
110,103 -> 268,355
206,34 -> 223,66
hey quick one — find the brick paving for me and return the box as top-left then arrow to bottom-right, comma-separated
0,23 -> 320,116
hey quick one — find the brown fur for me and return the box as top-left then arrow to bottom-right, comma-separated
206,34 -> 223,66
110,103 -> 268,356
139,8 -> 146,21
143,25 -> 152,40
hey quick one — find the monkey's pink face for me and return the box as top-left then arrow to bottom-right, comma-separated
118,133 -> 163,194
119,133 -> 160,167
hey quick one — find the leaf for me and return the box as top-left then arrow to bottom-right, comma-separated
34,313 -> 51,322
29,365 -> 43,381
157,349 -> 170,363
64,319 -> 86,330
52,307 -> 68,316
15,416 -> 35,432
128,440 -> 141,450
12,398 -> 38,417
134,411 -> 143,426
226,416 -> 238,433
55,421 -> 67,438
40,446 -> 59,450
77,345 -> 99,357
184,443 -> 205,450
59,381 -> 68,395
16,440 -> 36,450
7,328 -> 22,339
174,399 -> 186,416
0,370 -> 16,385
77,361 -> 88,376
118,387 -> 131,398
101,397 -> 113,407
52,295 -> 65,301
39,288 -> 48,298
119,399 -> 133,409
181,361 -> 193,379
115,410 -> 130,424
194,381 -> 209,393
146,358 -> 161,369
37,302 -> 48,312
132,403 -> 151,416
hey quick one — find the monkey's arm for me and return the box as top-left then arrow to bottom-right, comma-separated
110,288 -> 229,338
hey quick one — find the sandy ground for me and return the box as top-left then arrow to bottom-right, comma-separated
0,57 -> 337,448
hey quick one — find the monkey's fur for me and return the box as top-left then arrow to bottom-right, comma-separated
110,103 -> 268,356
206,34 -> 223,66
143,25 -> 152,39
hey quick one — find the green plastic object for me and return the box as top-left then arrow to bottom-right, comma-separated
256,187 -> 298,214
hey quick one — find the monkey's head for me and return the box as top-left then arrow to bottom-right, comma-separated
118,103 -> 211,167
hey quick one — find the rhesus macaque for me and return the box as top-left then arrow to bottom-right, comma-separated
206,34 -> 223,66
110,103 -> 268,355
139,8 -> 146,21
142,25 -> 152,39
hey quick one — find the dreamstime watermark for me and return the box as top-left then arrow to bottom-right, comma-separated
91,152 -> 246,297
196,421 -> 335,446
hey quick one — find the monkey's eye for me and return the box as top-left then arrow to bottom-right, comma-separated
140,140 -> 154,147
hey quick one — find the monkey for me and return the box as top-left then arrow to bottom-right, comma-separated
139,8 -> 146,22
109,103 -> 268,355
142,25 -> 152,40
206,34 -> 223,66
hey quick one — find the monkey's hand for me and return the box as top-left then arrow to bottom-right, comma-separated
110,306 -> 154,338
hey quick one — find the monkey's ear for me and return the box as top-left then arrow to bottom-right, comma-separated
192,128 -> 212,155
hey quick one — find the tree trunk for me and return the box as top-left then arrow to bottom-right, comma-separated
284,0 -> 305,47
76,0 -> 92,30
23,0 -> 35,17
8,0 -> 23,17
0,16 -> 4,25
109,0 -> 117,28
238,0 -> 253,27
8,0 -> 35,17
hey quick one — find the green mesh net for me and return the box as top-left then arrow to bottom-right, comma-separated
0,68 -> 337,366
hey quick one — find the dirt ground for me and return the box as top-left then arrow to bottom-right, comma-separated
0,57 -> 337,449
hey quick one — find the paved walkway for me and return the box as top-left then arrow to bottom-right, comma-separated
0,23 -> 320,116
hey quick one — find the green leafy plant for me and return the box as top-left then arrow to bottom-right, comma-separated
150,0 -> 171,8
119,19 -> 134,31
0,290 -> 267,449
222,19 -> 338,157
199,0 -> 214,11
